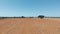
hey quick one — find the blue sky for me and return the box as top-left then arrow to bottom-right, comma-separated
0,0 -> 60,17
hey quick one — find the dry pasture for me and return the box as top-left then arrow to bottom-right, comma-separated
0,18 -> 60,34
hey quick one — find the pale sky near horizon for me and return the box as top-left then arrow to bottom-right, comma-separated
0,0 -> 60,17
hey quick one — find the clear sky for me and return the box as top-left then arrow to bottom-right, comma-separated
0,0 -> 60,17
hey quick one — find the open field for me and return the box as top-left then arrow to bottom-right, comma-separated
0,18 -> 60,34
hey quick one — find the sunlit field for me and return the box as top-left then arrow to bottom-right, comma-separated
0,18 -> 60,34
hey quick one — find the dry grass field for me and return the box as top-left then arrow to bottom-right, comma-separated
0,18 -> 60,34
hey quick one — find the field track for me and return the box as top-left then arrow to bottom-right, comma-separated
0,18 -> 60,34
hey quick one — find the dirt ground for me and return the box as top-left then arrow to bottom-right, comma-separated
0,18 -> 60,34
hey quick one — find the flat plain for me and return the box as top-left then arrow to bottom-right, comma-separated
0,18 -> 60,34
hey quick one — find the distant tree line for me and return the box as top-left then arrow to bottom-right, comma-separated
0,15 -> 45,19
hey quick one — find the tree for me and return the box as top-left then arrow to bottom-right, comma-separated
38,15 -> 44,19
21,16 -> 25,18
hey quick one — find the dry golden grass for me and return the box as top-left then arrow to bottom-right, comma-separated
0,18 -> 60,34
